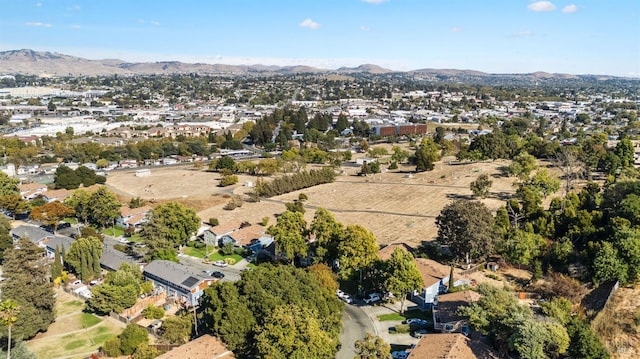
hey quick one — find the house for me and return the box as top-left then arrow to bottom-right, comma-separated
433,290 -> 481,333
10,225 -> 55,245
377,242 -> 414,261
220,225 -> 265,248
43,188 -> 71,203
156,334 -> 234,359
143,260 -> 216,307
18,182 -> 48,200
202,221 -> 243,247
411,258 -> 450,309
407,333 -> 499,359
43,235 -> 75,259
117,205 -> 152,228
100,246 -> 138,272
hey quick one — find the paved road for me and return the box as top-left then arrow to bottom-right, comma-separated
336,303 -> 376,359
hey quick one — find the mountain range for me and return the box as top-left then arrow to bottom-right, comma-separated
0,49 -> 620,80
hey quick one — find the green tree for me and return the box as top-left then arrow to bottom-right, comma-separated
337,225 -> 379,280
0,299 -> 19,359
142,202 -> 200,250
65,236 -> 103,281
29,201 -> 75,233
0,340 -> 37,359
335,113 -> 350,132
566,318 -> 610,359
0,172 -> 19,197
268,210 -> 308,264
119,323 -> 149,355
310,208 -> 344,263
470,173 -> 493,198
0,238 -> 55,340
159,315 -> 192,345
614,138 -> 635,168
383,248 -> 423,313
85,283 -> 138,315
414,137 -> 441,172
0,195 -> 29,220
508,151 -> 537,180
592,241 -> 627,286
0,217 -> 13,262
88,187 -> 121,228
53,165 -> 81,189
525,169 -> 561,198
436,200 -> 498,268
354,333 -> 391,359
131,344 -> 160,359
254,305 -> 336,359
50,246 -> 63,281
219,174 -> 239,187
501,229 -> 546,266
65,189 -> 92,224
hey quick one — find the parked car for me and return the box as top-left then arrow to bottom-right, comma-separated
412,329 -> 429,338
212,271 -> 225,279
203,270 -> 214,276
402,318 -> 428,326
363,293 -> 381,304
71,280 -> 82,286
391,351 -> 409,359
119,238 -> 130,244
340,294 -> 354,304
213,260 -> 228,267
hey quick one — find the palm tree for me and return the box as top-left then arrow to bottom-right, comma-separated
0,299 -> 20,359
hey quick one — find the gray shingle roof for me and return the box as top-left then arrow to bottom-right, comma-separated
100,246 -> 137,271
44,236 -> 74,253
143,260 -> 209,291
10,225 -> 54,244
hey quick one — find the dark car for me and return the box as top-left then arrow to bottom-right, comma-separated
212,271 -> 225,279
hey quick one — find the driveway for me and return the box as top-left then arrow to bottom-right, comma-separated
178,253 -> 245,282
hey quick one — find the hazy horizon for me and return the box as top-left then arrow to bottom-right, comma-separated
1,0 -> 638,77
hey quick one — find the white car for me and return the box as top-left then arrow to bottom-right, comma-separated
213,260 -> 228,267
364,293 -> 381,304
342,295 -> 354,304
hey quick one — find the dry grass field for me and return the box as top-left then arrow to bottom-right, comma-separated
593,284 -> 640,359
26,289 -> 123,359
105,158 -> 523,247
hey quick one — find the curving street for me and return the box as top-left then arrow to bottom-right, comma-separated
337,303 -> 376,359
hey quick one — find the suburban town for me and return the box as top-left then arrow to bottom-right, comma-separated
0,1 -> 639,359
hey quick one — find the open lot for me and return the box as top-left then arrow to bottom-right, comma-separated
26,289 -> 123,359
106,159 -> 521,247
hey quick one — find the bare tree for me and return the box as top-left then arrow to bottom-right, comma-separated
556,148 -> 583,196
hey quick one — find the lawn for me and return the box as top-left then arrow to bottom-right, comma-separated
377,309 -> 432,322
81,313 -> 102,328
27,319 -> 123,359
102,226 -> 125,237
182,247 -> 244,264
207,252 -> 243,264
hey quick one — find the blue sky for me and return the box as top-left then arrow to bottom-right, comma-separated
0,0 -> 639,76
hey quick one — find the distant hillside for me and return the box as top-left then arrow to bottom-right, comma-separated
0,49 -> 632,80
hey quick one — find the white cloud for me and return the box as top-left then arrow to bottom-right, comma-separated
562,4 -> 578,13
299,18 -> 321,30
451,27 -> 463,33
362,0 -> 388,4
527,1 -> 556,12
68,5 -> 80,11
360,25 -> 370,32
35,2 -> 42,7
25,22 -> 52,28
150,21 -> 161,26
512,31 -> 534,37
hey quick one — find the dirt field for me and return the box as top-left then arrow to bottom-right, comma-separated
105,159 -> 522,247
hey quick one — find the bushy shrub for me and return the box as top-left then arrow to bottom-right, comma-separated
209,217 -> 219,226
221,242 -> 235,255
219,174 -> 239,187
143,305 -> 165,320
